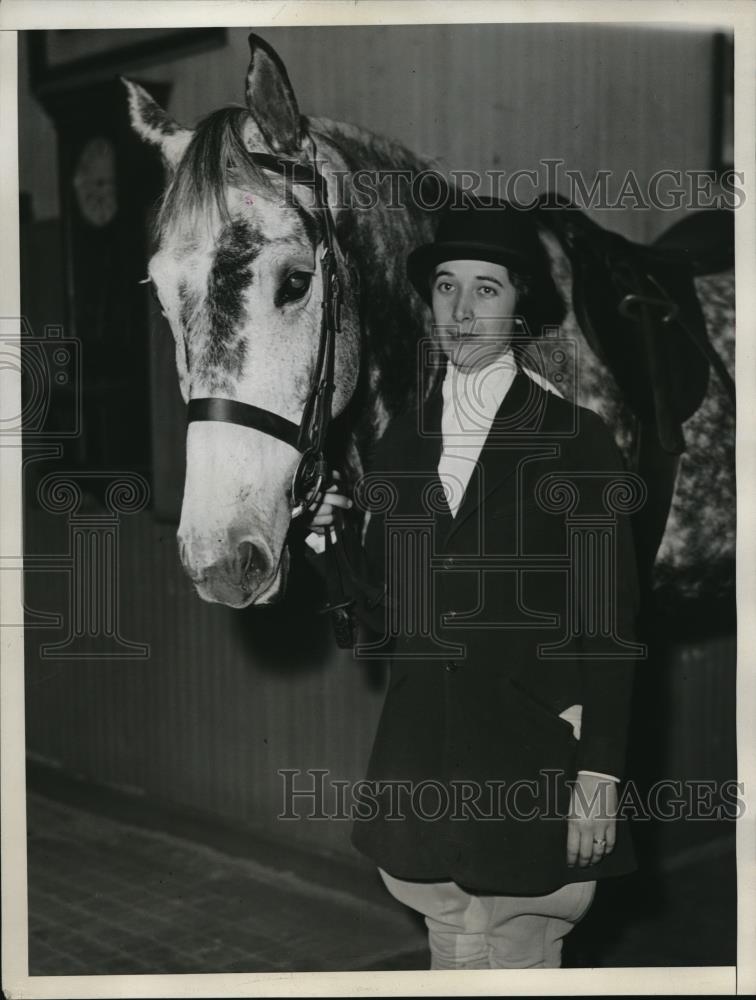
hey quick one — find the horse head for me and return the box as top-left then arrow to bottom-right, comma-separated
125,35 -> 361,608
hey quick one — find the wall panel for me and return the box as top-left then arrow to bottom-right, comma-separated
24,507 -> 384,856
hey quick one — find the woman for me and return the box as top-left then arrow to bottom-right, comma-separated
310,196 -> 641,970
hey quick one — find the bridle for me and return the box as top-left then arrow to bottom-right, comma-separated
182,142 -> 370,645
186,141 -> 342,519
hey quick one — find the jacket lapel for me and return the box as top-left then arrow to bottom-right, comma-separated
378,370 -> 453,525
419,374 -> 455,529
416,373 -> 445,470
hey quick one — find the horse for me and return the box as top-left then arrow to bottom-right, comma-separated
125,33 -> 735,631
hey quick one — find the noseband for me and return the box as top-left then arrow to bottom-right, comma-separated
186,143 -> 342,519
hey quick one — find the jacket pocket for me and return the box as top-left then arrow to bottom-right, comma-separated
506,678 -> 578,744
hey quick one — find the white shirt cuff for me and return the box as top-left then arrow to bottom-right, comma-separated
577,769 -> 620,783
304,528 -> 337,553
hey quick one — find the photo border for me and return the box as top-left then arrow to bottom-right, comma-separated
2,2 -> 754,997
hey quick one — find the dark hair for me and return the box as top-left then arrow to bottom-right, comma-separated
507,240 -> 566,340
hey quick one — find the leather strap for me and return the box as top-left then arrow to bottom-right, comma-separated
246,151 -> 329,200
632,420 -> 681,589
187,397 -> 300,450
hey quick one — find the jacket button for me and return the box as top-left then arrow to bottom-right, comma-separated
445,660 -> 458,672
443,557 -> 455,569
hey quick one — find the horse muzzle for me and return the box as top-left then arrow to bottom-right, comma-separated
179,533 -> 288,607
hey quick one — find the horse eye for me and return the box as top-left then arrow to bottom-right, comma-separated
277,271 -> 313,306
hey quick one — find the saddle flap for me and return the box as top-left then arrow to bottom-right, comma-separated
556,214 -> 712,453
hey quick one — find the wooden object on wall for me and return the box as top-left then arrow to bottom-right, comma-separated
28,28 -> 226,96
35,78 -> 170,500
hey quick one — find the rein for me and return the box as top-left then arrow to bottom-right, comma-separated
187,142 -> 342,519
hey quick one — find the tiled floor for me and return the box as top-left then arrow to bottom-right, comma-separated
26,795 -> 428,974
26,792 -> 736,975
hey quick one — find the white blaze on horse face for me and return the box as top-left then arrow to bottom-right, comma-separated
152,183 -> 358,607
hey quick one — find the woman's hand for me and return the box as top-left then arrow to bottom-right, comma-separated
566,773 -> 617,868
308,471 -> 352,534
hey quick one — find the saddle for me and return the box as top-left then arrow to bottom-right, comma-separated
535,194 -> 735,456
534,195 -> 735,586
653,206 -> 734,277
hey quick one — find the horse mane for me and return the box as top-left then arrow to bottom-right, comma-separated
307,117 -> 444,440
310,116 -> 437,182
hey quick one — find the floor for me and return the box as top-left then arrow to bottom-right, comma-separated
26,794 -> 427,974
26,791 -> 736,975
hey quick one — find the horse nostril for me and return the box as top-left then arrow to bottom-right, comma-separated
237,539 -> 271,589
177,536 -> 189,570
238,539 -> 255,574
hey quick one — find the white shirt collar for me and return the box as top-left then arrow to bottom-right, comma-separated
442,350 -> 518,431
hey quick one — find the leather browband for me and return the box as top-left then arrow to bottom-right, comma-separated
187,398 -> 301,451
246,152 -> 328,198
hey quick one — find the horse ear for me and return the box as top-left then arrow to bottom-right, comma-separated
245,33 -> 303,154
122,78 -> 192,171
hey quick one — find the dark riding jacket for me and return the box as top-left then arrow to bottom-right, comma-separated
350,366 -> 642,895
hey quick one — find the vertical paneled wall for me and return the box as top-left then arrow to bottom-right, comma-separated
24,508 -> 384,857
21,23 -> 717,238
20,23 -> 733,862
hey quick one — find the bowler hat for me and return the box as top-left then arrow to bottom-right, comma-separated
407,196 -> 545,303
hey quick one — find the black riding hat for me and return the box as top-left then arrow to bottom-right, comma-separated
407,196 -> 547,303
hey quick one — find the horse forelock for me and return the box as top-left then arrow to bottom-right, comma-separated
156,106 -> 321,241
156,108 -> 235,238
